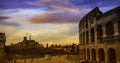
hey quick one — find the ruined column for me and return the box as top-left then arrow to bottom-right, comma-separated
104,49 -> 108,63
88,30 -> 91,45
96,49 -> 99,62
94,27 -> 98,45
90,49 -> 93,61
102,25 -> 107,44
87,19 -> 91,45
102,25 -> 107,38
113,21 -> 119,36
0,33 -> 6,62
84,31 -> 86,45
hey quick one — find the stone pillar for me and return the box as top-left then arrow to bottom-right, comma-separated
118,45 -> 120,63
113,21 -> 119,36
96,49 -> 99,62
89,30 -> 91,45
94,27 -> 98,45
79,48 -> 82,60
79,48 -> 83,60
0,48 -> 4,59
81,49 -> 84,60
83,48 -> 86,60
90,49 -> 92,61
85,49 -> 88,60
88,19 -> 91,45
116,47 -> 120,63
84,31 -> 86,45
104,49 -> 108,63
86,49 -> 88,60
102,25 -> 107,37
0,33 -> 6,62
79,31 -> 82,45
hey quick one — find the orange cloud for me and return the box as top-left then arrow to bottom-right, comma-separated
27,0 -> 78,10
31,14 -> 49,23
31,11 -> 83,24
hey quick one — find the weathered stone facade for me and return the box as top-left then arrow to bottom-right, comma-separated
79,6 -> 120,63
0,33 -> 6,62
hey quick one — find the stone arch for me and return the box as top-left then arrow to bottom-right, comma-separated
105,22 -> 114,36
86,31 -> 89,44
98,48 -> 105,62
97,25 -> 103,40
80,33 -> 82,44
87,49 -> 90,60
90,28 -> 95,44
91,48 -> 96,61
83,32 -> 85,45
107,48 -> 116,63
118,21 -> 120,34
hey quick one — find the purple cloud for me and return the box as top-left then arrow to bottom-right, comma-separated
69,0 -> 120,9
31,11 -> 84,24
0,16 -> 9,20
27,0 -> 79,10
0,16 -> 20,26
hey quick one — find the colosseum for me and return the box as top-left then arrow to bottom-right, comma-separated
79,6 -> 120,63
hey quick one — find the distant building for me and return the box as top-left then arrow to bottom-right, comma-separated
0,33 -> 6,61
46,43 -> 48,48
79,6 -> 120,63
49,44 -> 62,49
63,43 -> 79,54
10,36 -> 44,49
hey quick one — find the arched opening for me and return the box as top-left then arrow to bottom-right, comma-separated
86,31 -> 89,44
83,32 -> 85,45
118,21 -> 120,42
85,18 -> 88,29
97,25 -> 103,40
107,48 -> 116,63
106,22 -> 114,36
90,28 -> 95,44
91,48 -> 96,61
98,48 -> 105,62
87,49 -> 90,60
118,21 -> 120,34
80,33 -> 82,45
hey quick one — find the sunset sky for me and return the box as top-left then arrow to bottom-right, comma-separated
0,0 -> 120,46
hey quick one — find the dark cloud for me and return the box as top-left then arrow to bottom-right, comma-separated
29,0 -> 119,24
1,0 -> 119,9
69,0 -> 120,8
28,0 -> 78,10
0,16 -> 9,20
0,21 -> 20,26
0,0 -> 39,9
31,11 -> 84,24
0,16 -> 20,26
